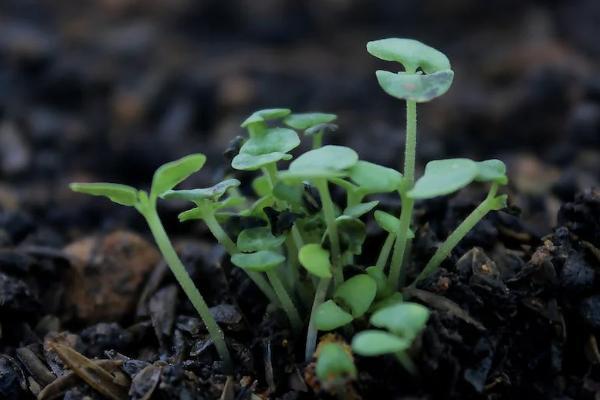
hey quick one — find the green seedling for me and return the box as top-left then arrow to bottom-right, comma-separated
71,154 -> 233,372
315,343 -> 357,394
284,112 -> 337,149
352,302 -> 429,373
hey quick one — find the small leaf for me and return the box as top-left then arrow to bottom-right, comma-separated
163,179 -> 240,202
490,194 -> 508,211
241,108 -> 291,128
230,250 -> 284,272
315,300 -> 354,331
305,123 -> 338,137
290,145 -> 358,175
335,216 -> 367,255
370,302 -> 430,339
334,274 -> 377,318
273,181 -> 304,206
252,175 -> 271,197
352,330 -> 410,356
151,154 -> 206,198
279,168 -> 347,182
298,244 -> 332,278
284,112 -> 337,130
408,158 -> 478,199
239,127 -> 300,155
232,152 -> 292,171
370,292 -> 404,313
366,38 -> 450,73
348,161 -> 403,194
366,266 -> 392,299
70,183 -> 138,206
344,201 -> 379,218
475,159 -> 508,185
315,343 -> 357,385
178,207 -> 204,222
374,211 -> 415,239
237,227 -> 286,252
375,70 -> 454,103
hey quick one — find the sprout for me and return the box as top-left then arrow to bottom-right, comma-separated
315,300 -> 354,331
299,243 -> 332,278
284,112 -> 338,148
71,154 -> 233,371
352,330 -> 410,356
334,274 -> 377,318
315,343 -> 357,393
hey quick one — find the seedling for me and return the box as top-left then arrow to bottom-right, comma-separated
315,342 -> 357,394
70,154 -> 233,371
70,38 -> 509,378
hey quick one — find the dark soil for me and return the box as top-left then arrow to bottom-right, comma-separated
1,1 -> 600,399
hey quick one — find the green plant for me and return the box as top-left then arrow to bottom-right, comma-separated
70,37 -> 509,377
70,155 -> 233,372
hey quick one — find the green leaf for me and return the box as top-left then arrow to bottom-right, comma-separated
284,112 -> 337,130
289,145 -> 358,177
366,266 -> 392,299
230,250 -> 285,272
374,211 -> 415,239
151,154 -> 206,198
475,159 -> 508,185
232,152 -> 292,171
273,181 -> 304,206
298,244 -> 332,278
375,70 -> 454,103
305,123 -> 338,137
315,343 -> 357,385
366,38 -> 450,73
370,302 -> 430,339
178,207 -> 204,222
370,292 -> 404,313
408,158 -> 478,199
344,201 -> 379,218
252,175 -> 271,197
352,330 -> 410,356
490,194 -> 508,211
335,216 -> 366,255
348,161 -> 403,194
334,274 -> 377,318
315,300 -> 354,331
279,168 -> 347,182
70,183 -> 138,206
163,179 -> 240,202
239,127 -> 300,155
237,227 -> 286,252
241,108 -> 291,128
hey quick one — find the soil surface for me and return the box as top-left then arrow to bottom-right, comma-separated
1,1 -> 600,399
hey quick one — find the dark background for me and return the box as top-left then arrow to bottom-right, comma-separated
1,0 -> 599,239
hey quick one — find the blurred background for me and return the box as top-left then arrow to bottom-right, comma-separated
0,0 -> 599,241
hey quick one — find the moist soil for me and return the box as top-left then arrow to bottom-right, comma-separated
1,1 -> 600,399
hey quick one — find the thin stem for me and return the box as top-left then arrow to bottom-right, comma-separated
388,195 -> 414,289
285,233 -> 300,290
375,232 -> 396,271
142,207 -> 233,372
412,184 -> 499,285
266,269 -> 303,333
404,100 -> 417,183
291,224 -> 304,248
305,277 -> 331,361
312,132 -> 323,149
203,212 -> 279,306
263,163 -> 278,190
316,179 -> 343,286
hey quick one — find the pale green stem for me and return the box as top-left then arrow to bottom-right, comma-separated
412,184 -> 499,285
305,277 -> 331,361
284,234 -> 300,290
291,224 -> 304,248
312,132 -> 323,149
266,269 -> 303,333
263,163 -> 278,190
203,212 -> 279,306
142,206 -> 233,372
315,179 -> 343,286
375,232 -> 396,271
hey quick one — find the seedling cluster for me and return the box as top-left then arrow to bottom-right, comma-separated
71,38 -> 508,384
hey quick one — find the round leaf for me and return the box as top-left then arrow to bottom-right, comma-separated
408,158 -> 478,199
335,216 -> 366,255
315,300 -> 354,331
366,38 -> 450,73
475,159 -> 508,185
370,302 -> 430,339
334,274 -> 377,318
352,330 -> 410,356
70,183 -> 138,206
348,161 -> 403,194
374,70 -> 454,103
237,227 -> 285,252
239,127 -> 300,155
230,250 -> 284,272
315,343 -> 357,384
298,244 -> 332,278
290,145 -> 358,175
232,152 -> 292,171
284,113 -> 337,130
370,292 -> 404,313
151,154 -> 206,198
241,108 -> 291,128
163,179 -> 240,202
252,175 -> 271,197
